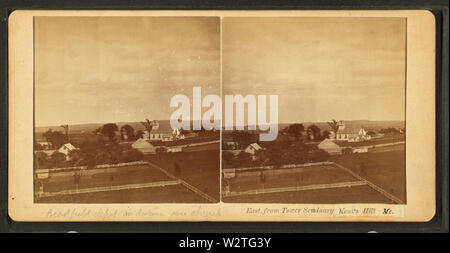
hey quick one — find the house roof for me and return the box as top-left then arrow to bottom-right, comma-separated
60,143 -> 77,150
318,139 -> 341,149
149,123 -> 174,134
132,138 -> 155,148
336,125 -> 365,134
247,143 -> 263,150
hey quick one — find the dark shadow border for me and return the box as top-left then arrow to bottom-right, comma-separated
0,0 -> 448,233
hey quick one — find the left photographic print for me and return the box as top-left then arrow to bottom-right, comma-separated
33,16 -> 221,203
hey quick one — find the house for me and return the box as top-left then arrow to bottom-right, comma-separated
37,141 -> 52,150
58,143 -> 78,160
352,147 -> 369,153
225,141 -> 239,150
131,138 -> 156,154
58,143 -> 77,156
244,143 -> 263,155
334,121 -> 371,142
145,121 -> 184,142
318,139 -> 342,155
167,146 -> 182,153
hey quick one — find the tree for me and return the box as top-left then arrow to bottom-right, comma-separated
237,152 -> 253,167
35,151 -> 49,169
100,123 -> 119,141
230,131 -> 257,149
367,130 -> 376,137
120,124 -> 135,141
141,119 -> 154,139
135,130 -> 144,139
43,129 -> 67,150
322,130 -> 331,139
328,119 -> 340,134
93,127 -> 102,135
307,124 -> 322,141
222,151 -> 236,168
35,141 -> 44,151
287,123 -> 305,141
50,152 -> 66,168
60,124 -> 69,141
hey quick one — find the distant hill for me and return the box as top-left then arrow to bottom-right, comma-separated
35,120 -> 205,134
233,120 -> 405,133
35,119 -> 405,135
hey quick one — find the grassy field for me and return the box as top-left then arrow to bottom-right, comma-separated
336,134 -> 404,148
39,165 -> 171,193
146,149 -> 220,201
369,143 -> 405,153
38,184 -> 208,203
330,149 -> 406,203
223,165 -> 358,193
224,185 -> 392,204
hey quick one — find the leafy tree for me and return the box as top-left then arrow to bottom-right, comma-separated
100,123 -> 119,141
367,130 -> 376,137
35,151 -> 49,169
60,124 -> 69,141
141,119 -> 154,138
322,130 -> 330,139
287,124 -> 305,141
43,129 -> 68,149
230,131 -> 258,149
328,119 -> 340,134
307,124 -> 322,141
120,124 -> 135,141
237,152 -> 253,167
50,152 -> 66,168
35,141 -> 44,151
222,151 -> 236,168
135,130 -> 144,139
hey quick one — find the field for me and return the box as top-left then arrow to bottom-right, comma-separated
224,185 -> 392,204
335,134 -> 404,148
146,149 -> 220,201
224,165 -> 358,192
35,164 -> 209,203
39,184 -> 208,203
329,149 -> 406,203
223,146 -> 405,204
40,165 -> 171,193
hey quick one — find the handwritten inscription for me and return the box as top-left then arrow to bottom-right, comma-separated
44,206 -> 222,219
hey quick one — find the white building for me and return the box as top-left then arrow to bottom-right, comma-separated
317,139 -> 342,155
131,138 -> 156,154
334,121 -> 371,142
145,121 -> 184,142
57,143 -> 78,160
244,143 -> 263,155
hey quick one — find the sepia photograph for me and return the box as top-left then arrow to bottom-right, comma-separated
221,17 -> 407,204
33,16 -> 221,203
7,10 -> 436,222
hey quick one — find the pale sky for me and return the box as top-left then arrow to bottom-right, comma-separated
35,16 -> 406,127
222,17 -> 406,123
35,16 -> 220,127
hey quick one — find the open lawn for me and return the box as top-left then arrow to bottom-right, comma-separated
223,185 -> 393,204
146,149 -> 220,201
336,134 -> 404,148
38,184 -> 208,203
329,149 -> 406,203
223,165 -> 358,193
39,164 -> 171,193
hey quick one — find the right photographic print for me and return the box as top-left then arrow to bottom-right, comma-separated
221,17 -> 407,204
